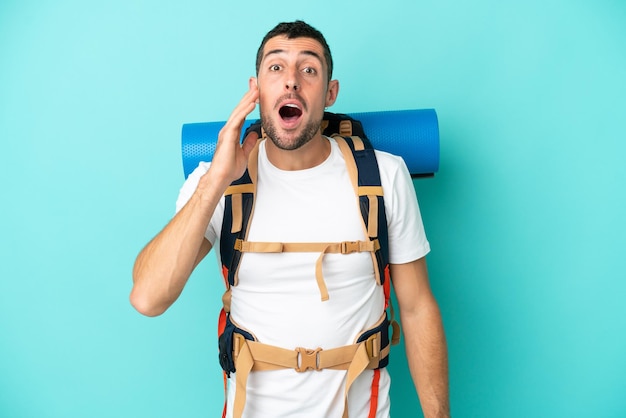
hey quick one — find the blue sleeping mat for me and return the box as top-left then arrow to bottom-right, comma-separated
181,109 -> 439,178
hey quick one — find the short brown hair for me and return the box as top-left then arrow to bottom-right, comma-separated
255,20 -> 334,83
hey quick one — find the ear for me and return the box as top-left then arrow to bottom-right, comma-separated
249,77 -> 259,103
325,80 -> 339,108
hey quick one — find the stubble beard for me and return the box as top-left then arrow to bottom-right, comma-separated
260,109 -> 322,151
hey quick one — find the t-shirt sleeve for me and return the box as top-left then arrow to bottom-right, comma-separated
174,161 -> 221,246
378,152 -> 431,264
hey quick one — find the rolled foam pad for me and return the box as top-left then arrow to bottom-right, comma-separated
181,109 -> 439,179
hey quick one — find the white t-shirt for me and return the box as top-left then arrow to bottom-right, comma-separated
176,137 -> 430,417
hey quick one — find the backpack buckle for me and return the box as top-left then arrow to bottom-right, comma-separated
295,347 -> 322,372
341,241 -> 360,254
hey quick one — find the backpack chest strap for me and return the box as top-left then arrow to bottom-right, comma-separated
234,238 -> 380,301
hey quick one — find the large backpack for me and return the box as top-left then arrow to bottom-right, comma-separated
217,112 -> 399,418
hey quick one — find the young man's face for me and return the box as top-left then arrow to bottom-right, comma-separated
254,35 -> 338,151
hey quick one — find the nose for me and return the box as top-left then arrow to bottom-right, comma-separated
285,80 -> 299,91
285,69 -> 299,91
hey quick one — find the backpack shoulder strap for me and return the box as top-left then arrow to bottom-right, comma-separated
220,140 -> 261,287
332,135 -> 389,286
324,112 -> 389,283
333,134 -> 398,345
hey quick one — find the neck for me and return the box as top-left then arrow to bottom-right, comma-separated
264,133 -> 330,171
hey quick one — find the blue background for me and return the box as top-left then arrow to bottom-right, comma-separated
1,0 -> 625,417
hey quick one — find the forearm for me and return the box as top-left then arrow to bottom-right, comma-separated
402,298 -> 450,418
130,176 -> 224,316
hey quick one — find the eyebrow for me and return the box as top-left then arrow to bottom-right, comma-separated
263,49 -> 323,64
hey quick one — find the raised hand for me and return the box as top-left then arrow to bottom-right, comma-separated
205,84 -> 260,189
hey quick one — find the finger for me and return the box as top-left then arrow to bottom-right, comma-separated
225,86 -> 259,130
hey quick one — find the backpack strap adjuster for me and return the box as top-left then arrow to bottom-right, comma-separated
341,241 -> 360,254
295,347 -> 323,372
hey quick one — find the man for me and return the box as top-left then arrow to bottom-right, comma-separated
131,20 -> 449,417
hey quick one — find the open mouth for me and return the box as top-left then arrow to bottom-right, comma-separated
279,103 -> 303,123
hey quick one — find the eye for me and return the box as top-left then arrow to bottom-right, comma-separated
302,66 -> 317,75
269,64 -> 281,71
